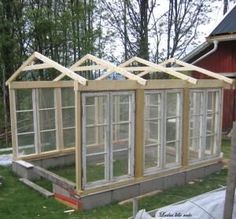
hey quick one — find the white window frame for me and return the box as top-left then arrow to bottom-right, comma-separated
189,88 -> 222,163
82,91 -> 135,188
144,89 -> 182,175
15,88 -> 58,157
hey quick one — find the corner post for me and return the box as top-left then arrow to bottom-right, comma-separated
9,86 -> 17,159
74,82 -> 82,191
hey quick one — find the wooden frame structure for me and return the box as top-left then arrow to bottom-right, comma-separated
7,52 -> 234,201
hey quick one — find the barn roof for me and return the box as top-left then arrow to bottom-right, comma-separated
210,5 -> 236,36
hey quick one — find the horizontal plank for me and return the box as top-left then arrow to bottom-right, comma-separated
10,81 -> 74,89
19,178 -> 54,198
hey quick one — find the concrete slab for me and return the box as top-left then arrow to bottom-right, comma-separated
186,167 -> 205,182
112,184 -> 140,202
163,172 -> 186,189
139,177 -> 164,194
81,191 -> 112,210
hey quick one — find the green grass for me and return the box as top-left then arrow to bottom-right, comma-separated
0,139 -> 231,218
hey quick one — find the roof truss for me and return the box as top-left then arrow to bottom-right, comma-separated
54,54 -> 147,85
120,56 -> 198,84
6,52 -> 87,86
161,58 -> 234,84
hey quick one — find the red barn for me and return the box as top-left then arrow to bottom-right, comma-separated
184,6 -> 236,133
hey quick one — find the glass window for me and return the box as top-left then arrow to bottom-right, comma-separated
15,89 -> 36,156
82,92 -> 134,187
189,89 -> 221,162
144,90 -> 182,173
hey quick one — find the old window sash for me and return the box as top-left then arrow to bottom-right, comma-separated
82,91 -> 135,188
144,89 -> 182,174
14,88 -> 63,157
189,88 -> 222,163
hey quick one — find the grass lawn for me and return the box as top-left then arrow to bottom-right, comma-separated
0,139 -> 231,219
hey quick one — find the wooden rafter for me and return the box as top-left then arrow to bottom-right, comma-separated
164,58 -> 234,84
6,52 -> 87,86
55,54 -> 147,85
120,57 -> 198,84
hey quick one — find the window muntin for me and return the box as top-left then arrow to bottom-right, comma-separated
189,89 -> 221,162
82,92 -> 134,188
144,90 -> 182,173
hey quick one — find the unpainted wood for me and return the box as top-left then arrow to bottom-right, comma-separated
75,91 -> 82,192
182,87 -> 190,167
135,89 -> 144,178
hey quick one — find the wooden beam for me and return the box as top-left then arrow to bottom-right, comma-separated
75,90 -> 82,192
22,63 -> 52,71
86,54 -> 147,85
9,89 -> 17,159
33,52 -> 87,85
122,66 -> 155,72
55,88 -> 63,151
71,65 -> 106,72
131,57 -> 197,84
119,57 -> 137,67
135,89 -> 144,178
10,81 -> 74,89
174,59 -> 234,84
182,87 -> 190,167
223,122 -> 236,219
54,54 -> 92,81
6,53 -> 36,85
170,67 -> 193,71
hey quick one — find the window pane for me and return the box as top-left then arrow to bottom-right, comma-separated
113,95 -> 130,122
166,142 -> 178,165
207,91 -> 217,113
40,131 -> 56,152
63,128 -> 75,148
86,126 -> 107,147
61,88 -> 74,107
190,92 -> 204,115
189,138 -> 201,161
145,93 -> 161,119
167,92 -> 180,117
113,123 -> 129,142
18,134 -> 35,155
145,145 -> 159,169
85,96 -> 107,125
17,112 -> 34,133
205,135 -> 215,156
62,108 -> 75,127
206,115 -> 216,135
39,110 -> 55,130
86,154 -> 105,183
113,150 -> 129,177
166,118 -> 178,141
189,115 -> 203,138
16,89 -> 33,110
38,88 -> 54,109
144,120 -> 160,145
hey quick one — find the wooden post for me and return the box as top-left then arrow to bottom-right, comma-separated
135,89 -> 144,178
9,88 -> 17,159
133,197 -> 138,218
75,85 -> 82,192
182,86 -> 190,167
223,121 -> 236,219
55,88 -> 63,150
